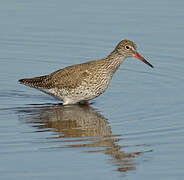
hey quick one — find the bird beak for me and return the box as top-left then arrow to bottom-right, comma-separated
133,52 -> 153,68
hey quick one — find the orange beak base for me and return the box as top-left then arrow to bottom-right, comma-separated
133,52 -> 153,68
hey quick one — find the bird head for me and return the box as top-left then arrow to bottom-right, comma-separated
115,40 -> 153,68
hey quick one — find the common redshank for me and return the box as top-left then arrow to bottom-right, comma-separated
19,40 -> 153,105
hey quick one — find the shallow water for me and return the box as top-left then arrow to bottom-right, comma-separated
1,0 -> 184,179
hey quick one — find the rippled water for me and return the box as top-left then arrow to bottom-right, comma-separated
1,0 -> 184,179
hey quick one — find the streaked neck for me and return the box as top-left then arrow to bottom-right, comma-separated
105,50 -> 126,73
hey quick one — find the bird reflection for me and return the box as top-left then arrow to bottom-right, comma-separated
18,104 -> 139,172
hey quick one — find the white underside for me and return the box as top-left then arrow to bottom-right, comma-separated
38,74 -> 112,105
39,87 -> 99,105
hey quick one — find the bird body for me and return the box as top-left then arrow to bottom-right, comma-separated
19,40 -> 153,105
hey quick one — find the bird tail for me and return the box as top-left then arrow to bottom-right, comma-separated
18,75 -> 48,88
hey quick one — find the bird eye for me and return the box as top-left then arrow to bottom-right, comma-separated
125,45 -> 130,50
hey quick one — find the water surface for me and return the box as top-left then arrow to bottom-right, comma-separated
0,0 -> 184,179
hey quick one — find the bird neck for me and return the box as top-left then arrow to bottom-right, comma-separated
105,50 -> 126,73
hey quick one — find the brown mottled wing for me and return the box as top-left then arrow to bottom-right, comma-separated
48,62 -> 92,89
19,61 -> 95,90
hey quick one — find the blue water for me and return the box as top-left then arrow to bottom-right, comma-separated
0,0 -> 184,179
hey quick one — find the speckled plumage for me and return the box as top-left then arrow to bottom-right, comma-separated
19,40 -> 153,105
